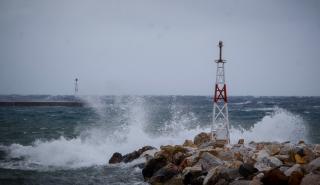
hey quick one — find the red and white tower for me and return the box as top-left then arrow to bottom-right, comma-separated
211,41 -> 230,143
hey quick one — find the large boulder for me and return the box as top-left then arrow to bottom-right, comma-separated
249,173 -> 264,185
148,163 -> 180,184
203,166 -> 241,185
108,152 -> 123,164
253,150 -> 270,161
254,156 -> 283,171
229,180 -> 251,185
226,160 -> 243,169
288,171 -> 304,185
303,146 -> 316,162
261,168 -> 288,185
284,164 -> 302,176
157,145 -> 189,163
279,143 -> 294,155
306,157 -> 320,173
264,143 -> 281,156
197,152 -> 223,172
163,174 -> 184,185
183,140 -> 197,148
239,163 -> 258,179
194,132 -> 211,147
141,149 -> 158,161
122,151 -> 140,163
203,166 -> 224,185
182,164 -> 205,185
172,152 -> 187,165
314,144 -> 320,156
294,153 -> 306,164
220,168 -> 241,182
108,145 -> 156,164
300,173 -> 320,185
217,149 -> 234,161
142,155 -> 168,179
238,139 -> 244,145
274,155 -> 290,163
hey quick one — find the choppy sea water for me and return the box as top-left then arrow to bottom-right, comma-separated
0,95 -> 319,185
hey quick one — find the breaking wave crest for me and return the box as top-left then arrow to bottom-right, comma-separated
0,98 -> 307,170
0,96 -> 206,170
230,107 -> 307,143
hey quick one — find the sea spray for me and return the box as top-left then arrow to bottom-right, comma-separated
0,96 -> 207,169
0,96 -> 310,170
230,107 -> 307,143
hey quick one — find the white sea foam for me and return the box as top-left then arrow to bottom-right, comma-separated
230,107 -> 307,144
232,101 -> 251,105
244,107 -> 275,112
1,96 -> 206,170
0,98 -> 307,170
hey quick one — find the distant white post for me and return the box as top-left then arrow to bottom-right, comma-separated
74,78 -> 79,95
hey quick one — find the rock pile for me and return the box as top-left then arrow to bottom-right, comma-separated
108,132 -> 320,185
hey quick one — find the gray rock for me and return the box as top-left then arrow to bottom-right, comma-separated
284,164 -> 301,176
261,168 -> 288,185
149,163 -> 180,184
279,143 -> 294,155
274,154 -> 290,161
217,150 -> 234,161
194,132 -> 211,147
108,152 -> 123,164
183,164 -> 205,185
163,174 -> 184,185
197,152 -> 223,172
182,164 -> 202,176
279,166 -> 290,173
229,180 -> 251,185
314,144 -> 320,155
239,163 -> 258,178
254,156 -> 283,171
215,178 -> 229,185
203,166 -> 224,185
264,143 -> 281,155
142,155 -> 168,179
306,157 -> 320,172
300,173 -> 320,185
109,145 -> 156,164
220,168 -> 241,181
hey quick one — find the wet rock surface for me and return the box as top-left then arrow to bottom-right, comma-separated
108,133 -> 320,185
108,146 -> 156,164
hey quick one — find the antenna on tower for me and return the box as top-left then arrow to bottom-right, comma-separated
74,78 -> 79,96
211,41 -> 230,144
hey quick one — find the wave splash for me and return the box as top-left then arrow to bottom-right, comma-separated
0,97 -> 307,170
0,96 -> 205,170
230,107 -> 307,143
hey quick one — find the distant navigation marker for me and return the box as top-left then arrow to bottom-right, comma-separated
74,78 -> 79,95
211,41 -> 230,143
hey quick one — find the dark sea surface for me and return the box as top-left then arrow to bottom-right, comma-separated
0,95 -> 319,185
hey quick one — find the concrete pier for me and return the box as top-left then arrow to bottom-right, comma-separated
0,101 -> 84,107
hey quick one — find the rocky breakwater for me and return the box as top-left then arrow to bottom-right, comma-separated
108,132 -> 320,185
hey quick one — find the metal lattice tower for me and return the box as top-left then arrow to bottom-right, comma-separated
74,78 -> 79,95
211,41 -> 230,143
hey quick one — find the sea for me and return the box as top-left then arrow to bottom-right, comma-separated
0,95 -> 319,185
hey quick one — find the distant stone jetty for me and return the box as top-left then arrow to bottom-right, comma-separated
0,101 -> 84,107
109,132 -> 320,185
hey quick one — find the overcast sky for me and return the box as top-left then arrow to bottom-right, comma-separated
0,0 -> 319,96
